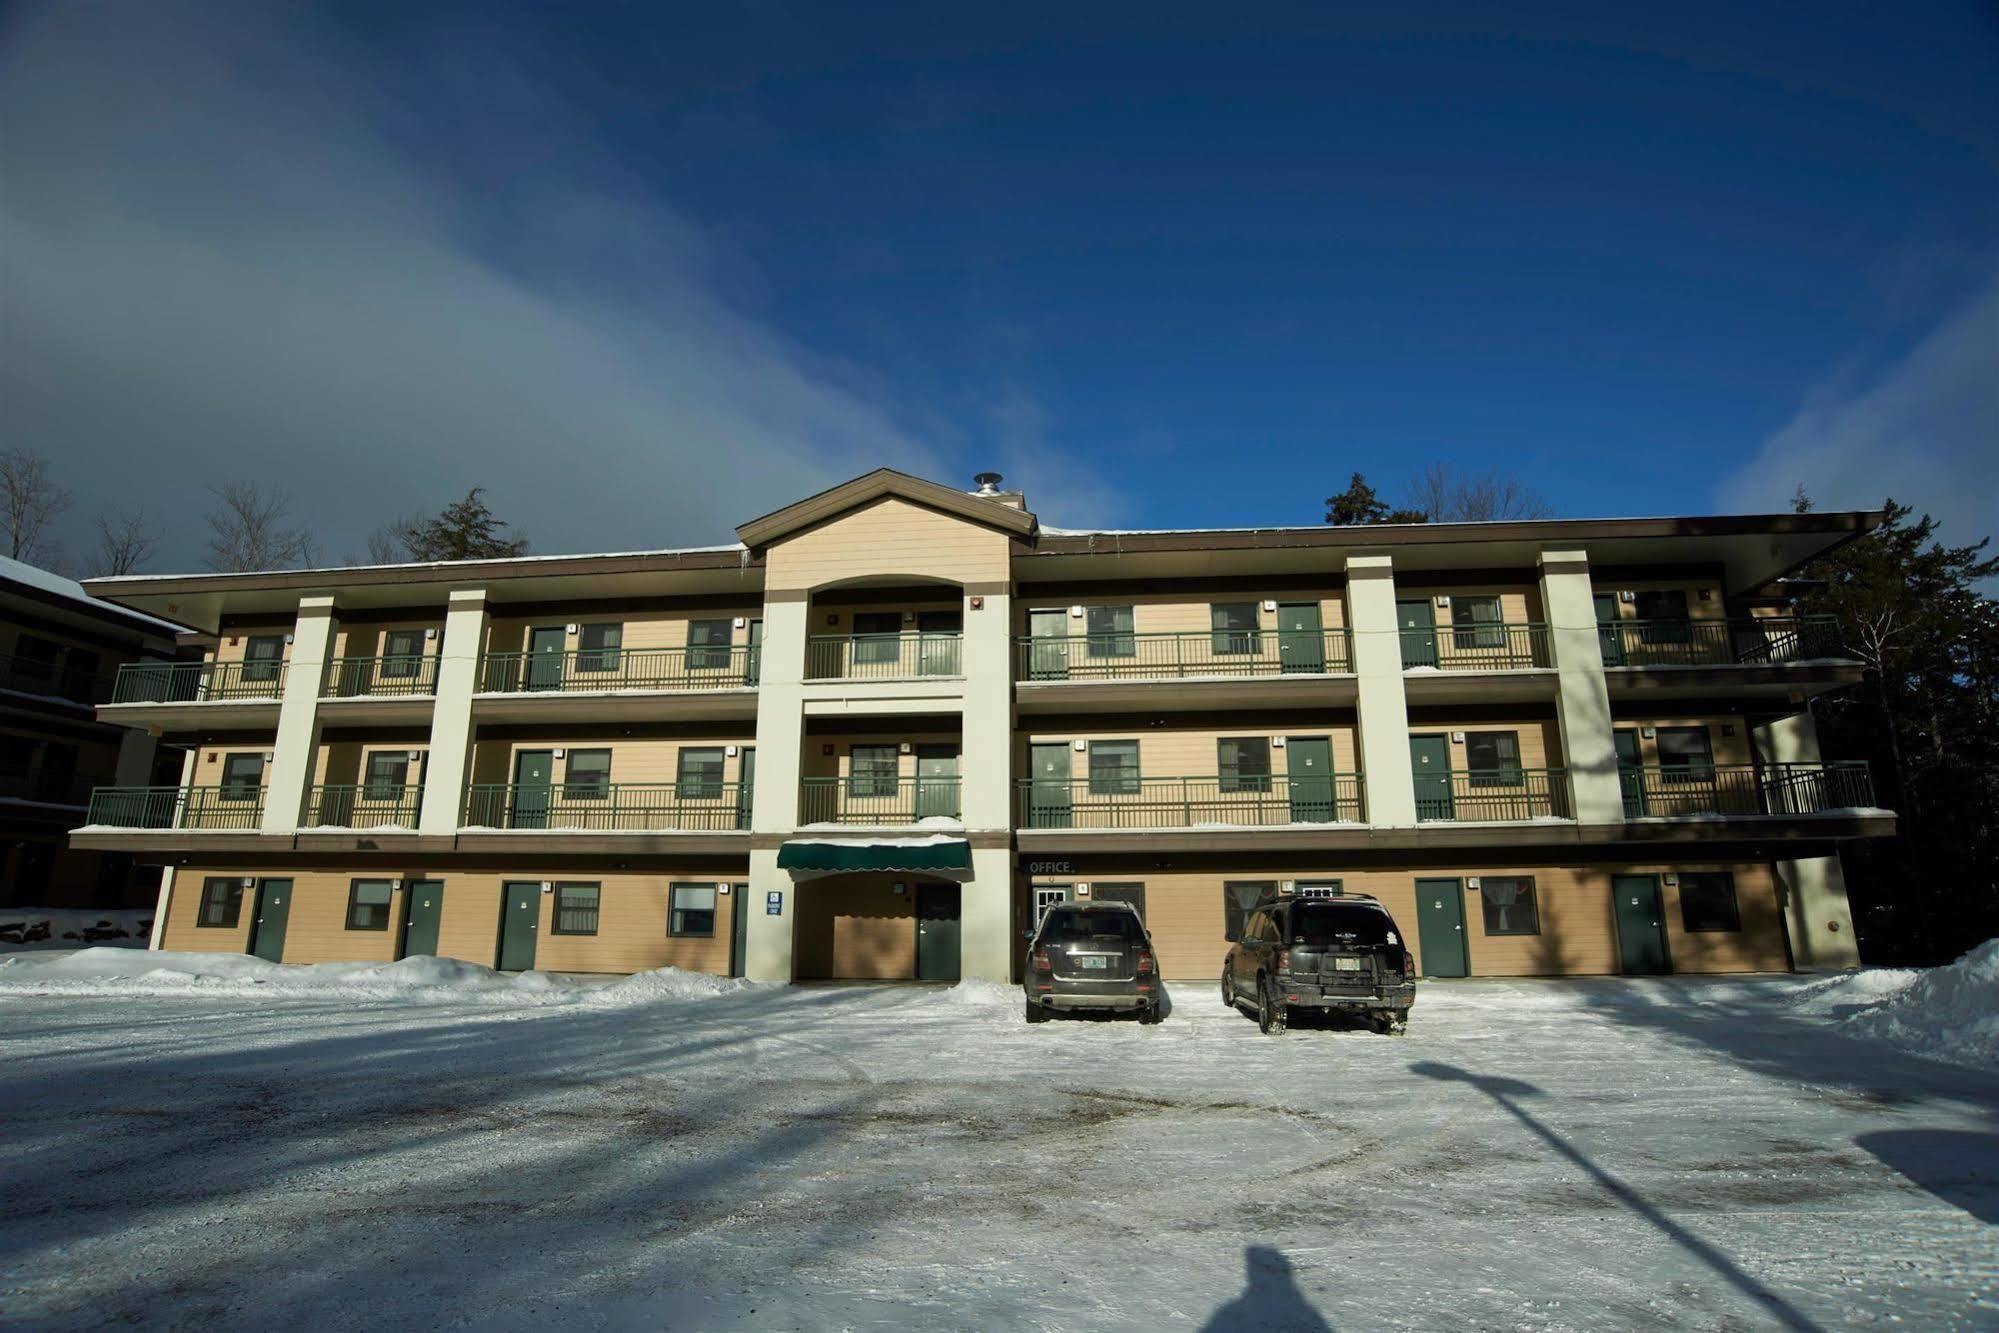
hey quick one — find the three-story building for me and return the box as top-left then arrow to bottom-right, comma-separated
72,470 -> 1888,979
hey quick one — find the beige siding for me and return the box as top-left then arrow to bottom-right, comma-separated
311,742 -> 430,787
160,872 -> 257,954
469,738 -> 754,787
766,496 -> 1010,591
210,625 -> 293,668
1401,720 -> 1561,773
794,875 -> 917,979
331,619 -> 444,660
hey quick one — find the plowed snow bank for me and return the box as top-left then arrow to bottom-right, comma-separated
1841,939 -> 1999,1070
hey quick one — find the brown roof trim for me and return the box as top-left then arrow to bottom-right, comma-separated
734,468 -> 1037,550
80,547 -> 757,600
1026,511 -> 1882,557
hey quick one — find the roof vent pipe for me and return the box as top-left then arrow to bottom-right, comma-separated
972,472 -> 1004,496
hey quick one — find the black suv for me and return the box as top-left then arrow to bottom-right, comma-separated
1024,901 -> 1161,1024
1222,895 -> 1416,1034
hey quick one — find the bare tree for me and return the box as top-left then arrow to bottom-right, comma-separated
1404,463 -> 1554,523
95,507 -> 160,576
0,448 -> 73,564
204,482 -> 316,572
364,515 -> 424,565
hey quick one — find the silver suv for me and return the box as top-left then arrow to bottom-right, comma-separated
1024,901 -> 1161,1024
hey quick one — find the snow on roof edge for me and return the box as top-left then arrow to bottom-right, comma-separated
0,555 -> 189,636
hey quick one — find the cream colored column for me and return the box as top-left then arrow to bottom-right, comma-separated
744,592 -> 809,981
958,585 -> 1014,982
150,745 -> 198,949
260,595 -> 336,833
1346,555 -> 1416,826
418,589 -> 488,834
1753,710 -> 1862,970
1538,549 -> 1624,825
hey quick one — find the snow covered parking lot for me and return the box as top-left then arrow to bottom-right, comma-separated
1,953 -> 1996,1330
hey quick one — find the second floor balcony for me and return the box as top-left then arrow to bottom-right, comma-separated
1619,761 -> 1876,818
463,780 -> 750,831
84,785 -> 265,830
321,654 -> 439,698
1400,622 -> 1552,671
1015,773 -> 1365,829
1414,768 -> 1572,822
799,774 -> 962,824
1016,628 -> 1353,681
806,631 -> 962,681
1599,615 -> 1842,669
109,659 -> 286,704
478,645 -> 760,694
302,783 -> 425,828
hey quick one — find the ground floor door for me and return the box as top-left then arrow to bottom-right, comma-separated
1285,735 -> 1335,822
1414,877 -> 1468,977
1613,875 -> 1670,975
247,879 -> 292,963
729,884 -> 748,977
1410,735 -> 1454,820
400,880 -> 444,958
916,884 -> 961,982
498,881 -> 539,971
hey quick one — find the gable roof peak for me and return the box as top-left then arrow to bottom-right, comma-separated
735,468 -> 1038,550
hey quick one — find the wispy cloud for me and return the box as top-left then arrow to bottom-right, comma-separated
0,3 -> 1113,571
1720,269 -> 1998,552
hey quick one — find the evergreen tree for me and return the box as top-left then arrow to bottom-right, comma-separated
394,488 -> 529,561
1324,472 -> 1428,525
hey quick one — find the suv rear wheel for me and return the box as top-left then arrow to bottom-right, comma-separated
1221,964 -> 1236,1010
1257,976 -> 1287,1035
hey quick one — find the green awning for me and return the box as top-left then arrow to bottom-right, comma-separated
776,837 -> 972,873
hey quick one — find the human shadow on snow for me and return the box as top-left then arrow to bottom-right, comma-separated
1199,1245 -> 1333,1332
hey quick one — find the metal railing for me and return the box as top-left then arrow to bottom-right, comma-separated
463,781 -> 750,831
1400,622 -> 1552,671
83,785 -> 266,830
0,653 -> 114,705
109,659 -> 286,704
1414,768 -> 1572,821
1016,629 -> 1354,681
1599,615 -> 1845,669
478,645 -> 760,693
1015,774 -> 1366,829
799,775 -> 962,824
806,633 -> 962,681
304,783 -> 425,827
321,654 -> 439,698
1619,762 -> 1875,818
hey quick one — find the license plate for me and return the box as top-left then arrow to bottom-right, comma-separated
1078,956 -> 1108,970
1332,957 -> 1363,972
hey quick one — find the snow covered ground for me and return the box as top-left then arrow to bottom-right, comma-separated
1,954 -> 1995,1329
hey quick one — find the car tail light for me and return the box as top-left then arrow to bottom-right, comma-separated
1402,949 -> 1416,976
1136,950 -> 1155,975
1032,949 -> 1051,971
1274,949 -> 1289,973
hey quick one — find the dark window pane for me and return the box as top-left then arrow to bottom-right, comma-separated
1218,738 -> 1271,793
1224,882 -> 1277,940
1084,605 -> 1135,658
220,754 -> 264,799
1451,596 -> 1504,650
241,636 -> 285,682
1657,728 -> 1714,780
677,748 -> 725,799
577,623 -> 623,673
1636,591 -> 1692,643
565,749 -> 612,799
364,753 -> 410,799
199,878 -> 245,927
1678,873 -> 1741,932
346,879 -> 394,930
381,630 -> 425,678
847,745 -> 899,798
671,883 -> 717,937
553,883 -> 601,935
851,612 -> 902,665
685,620 -> 733,670
1479,878 -> 1540,935
1210,603 -> 1258,655
1088,740 -> 1140,794
1465,732 -> 1523,787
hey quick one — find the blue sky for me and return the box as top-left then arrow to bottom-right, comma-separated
4,1 -> 1995,567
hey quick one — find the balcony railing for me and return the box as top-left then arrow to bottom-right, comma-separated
83,785 -> 266,830
1016,629 -> 1354,681
799,775 -> 962,824
303,784 -> 425,827
1400,622 -> 1552,671
321,654 -> 439,698
1414,768 -> 1571,822
478,646 -> 759,693
0,654 -> 113,705
1619,762 -> 1875,819
806,633 -> 962,681
1016,774 -> 1366,829
1599,616 -> 1844,669
463,781 -> 749,831
109,659 -> 286,704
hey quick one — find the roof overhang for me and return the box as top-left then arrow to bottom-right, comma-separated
736,469 -> 1037,551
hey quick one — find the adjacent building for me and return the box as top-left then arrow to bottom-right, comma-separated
72,470 -> 1889,980
3,556 -> 183,908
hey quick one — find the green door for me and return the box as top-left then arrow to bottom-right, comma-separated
1595,592 -> 1624,666
1285,736 -> 1336,822
527,626 -> 566,691
915,745 -> 961,819
1276,602 -> 1325,674
498,881 -> 540,971
511,750 -> 554,829
1410,735 -> 1454,820
1028,742 -> 1072,827
916,884 -> 961,982
1027,608 -> 1070,680
745,619 -> 763,685
1414,878 -> 1468,977
1397,599 -> 1438,668
400,880 -> 444,958
247,878 -> 292,963
1613,875 -> 1670,975
735,748 -> 756,829
1614,730 -> 1646,817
